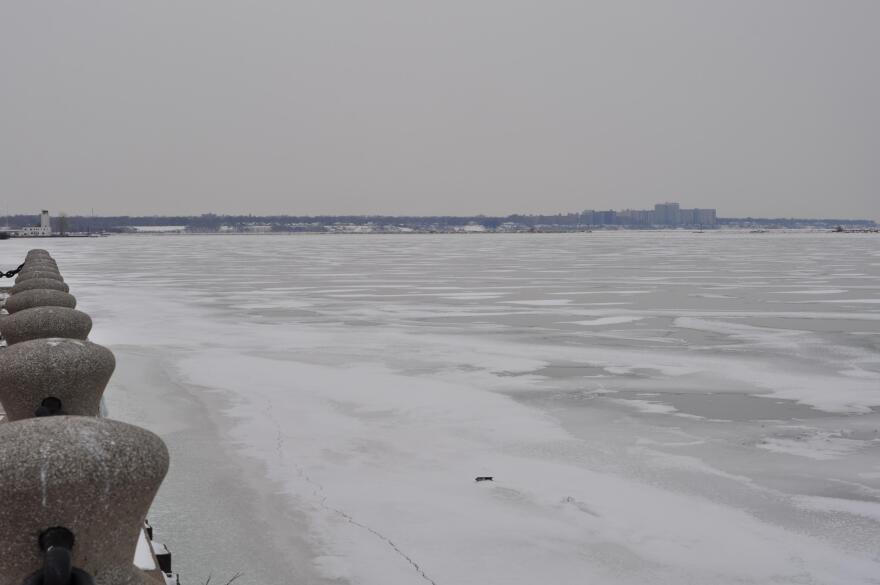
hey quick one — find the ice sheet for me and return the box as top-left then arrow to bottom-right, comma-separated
6,231 -> 876,585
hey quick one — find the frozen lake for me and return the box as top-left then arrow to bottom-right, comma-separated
4,232 -> 879,584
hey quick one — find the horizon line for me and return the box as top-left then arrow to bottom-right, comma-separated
2,212 -> 878,222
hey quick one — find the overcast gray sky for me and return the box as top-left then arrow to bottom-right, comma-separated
1,1 -> 877,218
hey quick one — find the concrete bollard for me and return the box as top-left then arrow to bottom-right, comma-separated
0,338 -> 114,420
0,306 -> 92,345
24,257 -> 58,266
15,270 -> 64,283
16,270 -> 62,281
0,416 -> 170,585
19,263 -> 60,273
24,255 -> 57,264
21,263 -> 59,274
3,289 -> 76,313
16,270 -> 63,281
21,258 -> 56,269
8,278 -> 70,294
23,254 -> 57,262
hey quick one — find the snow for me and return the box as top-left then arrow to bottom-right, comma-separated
505,299 -> 573,306
608,397 -> 681,415
177,349 -> 879,584
573,316 -> 644,326
129,225 -> 187,233
770,289 -> 848,294
7,231 -> 877,585
134,529 -> 157,570
791,496 -> 880,522
808,298 -> 880,304
756,430 -> 872,460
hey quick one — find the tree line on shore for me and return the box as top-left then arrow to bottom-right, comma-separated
3,213 -> 876,233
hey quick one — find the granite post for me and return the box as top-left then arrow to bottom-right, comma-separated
0,307 -> 92,345
8,278 -> 70,294
3,289 -> 76,313
0,416 -> 169,585
0,338 -> 114,420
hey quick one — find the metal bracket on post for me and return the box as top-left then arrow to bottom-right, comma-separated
34,397 -> 65,417
20,527 -> 95,585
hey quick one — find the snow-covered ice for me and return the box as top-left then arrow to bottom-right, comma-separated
4,231 -> 878,584
573,316 -> 645,326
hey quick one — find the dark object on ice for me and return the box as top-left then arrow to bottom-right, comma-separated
475,476 -> 494,482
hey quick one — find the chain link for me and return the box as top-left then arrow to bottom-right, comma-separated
1,264 -> 24,279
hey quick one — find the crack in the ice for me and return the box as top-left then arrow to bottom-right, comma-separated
322,501 -> 439,585
264,399 -> 439,585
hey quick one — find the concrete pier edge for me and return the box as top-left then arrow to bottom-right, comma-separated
0,250 -> 180,585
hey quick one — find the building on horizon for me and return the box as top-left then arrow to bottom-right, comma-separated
16,210 -> 53,237
582,203 -> 716,227
618,209 -> 654,226
654,202 -> 681,226
693,208 -> 716,226
581,210 -> 618,226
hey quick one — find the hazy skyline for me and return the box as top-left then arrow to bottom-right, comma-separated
2,1 -> 877,219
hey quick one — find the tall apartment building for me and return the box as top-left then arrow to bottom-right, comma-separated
618,209 -> 653,226
585,203 -> 716,227
679,208 -> 695,225
694,208 -> 716,226
582,210 -> 618,225
654,202 -> 681,226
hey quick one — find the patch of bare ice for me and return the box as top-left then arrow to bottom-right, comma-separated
757,430 -> 871,460
572,316 -> 644,326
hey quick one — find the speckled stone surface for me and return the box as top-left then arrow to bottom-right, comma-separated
3,289 -> 76,313
21,255 -> 58,262
20,264 -> 59,274
0,416 -> 169,585
0,338 -> 114,420
19,263 -> 60,274
16,271 -> 63,282
8,278 -> 70,295
25,249 -> 51,256
23,254 -> 57,262
23,254 -> 52,263
0,307 -> 92,345
15,270 -> 64,283
23,256 -> 57,264
23,252 -> 56,261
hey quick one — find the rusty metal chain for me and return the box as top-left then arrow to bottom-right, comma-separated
1,263 -> 24,278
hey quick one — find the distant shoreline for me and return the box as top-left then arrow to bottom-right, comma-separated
5,228 -> 875,238
2,213 -> 876,237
